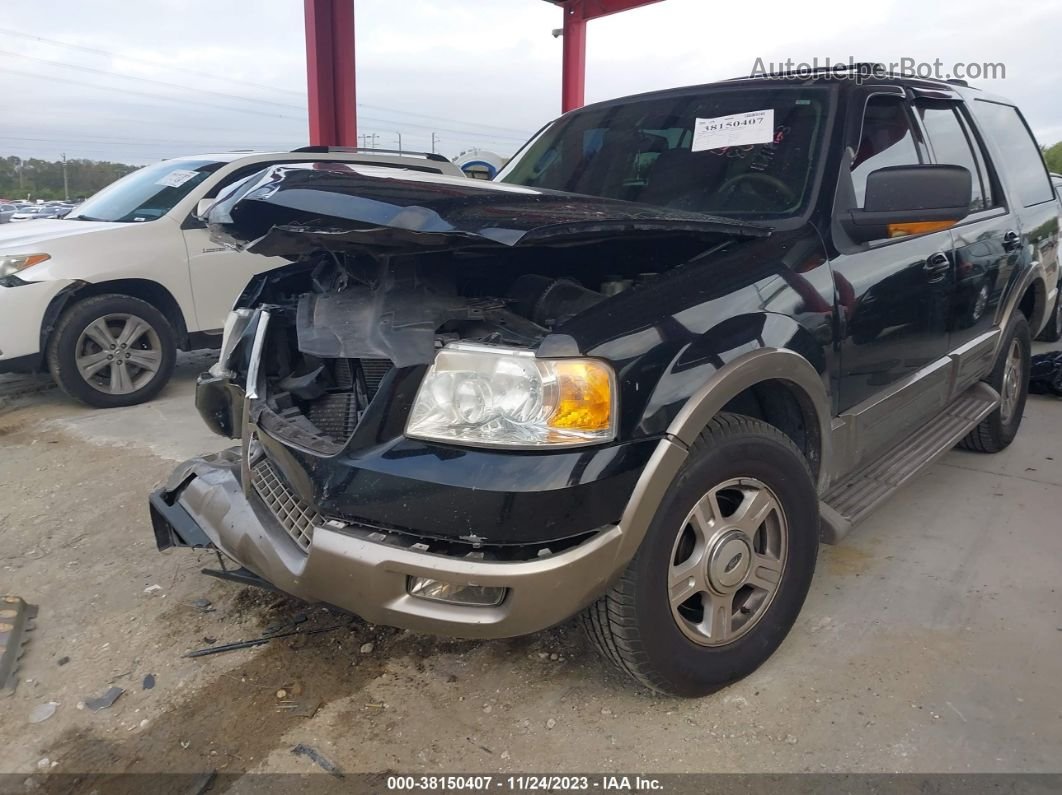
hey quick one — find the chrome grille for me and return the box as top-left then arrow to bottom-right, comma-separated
251,459 -> 321,552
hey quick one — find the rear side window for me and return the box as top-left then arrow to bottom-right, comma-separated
973,101 -> 1054,207
917,103 -> 994,212
851,96 -> 922,207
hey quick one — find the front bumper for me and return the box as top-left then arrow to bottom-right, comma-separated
150,448 -> 642,639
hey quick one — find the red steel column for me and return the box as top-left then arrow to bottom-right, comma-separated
555,0 -> 664,113
561,4 -> 587,113
304,0 -> 357,146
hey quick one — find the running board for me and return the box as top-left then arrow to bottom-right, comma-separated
820,381 -> 1000,543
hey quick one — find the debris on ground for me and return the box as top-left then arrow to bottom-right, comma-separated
276,697 -> 322,718
142,674 -> 156,690
359,642 -> 374,654
56,656 -> 70,666
29,702 -> 58,724
0,595 -> 38,695
83,686 -> 124,711
190,598 -> 214,613
143,584 -> 162,595
184,620 -> 352,658
1030,351 -> 1062,396
291,743 -> 344,778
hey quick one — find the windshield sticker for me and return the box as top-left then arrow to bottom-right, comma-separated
692,109 -> 775,152
155,169 -> 199,188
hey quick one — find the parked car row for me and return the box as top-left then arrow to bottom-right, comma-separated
0,200 -> 79,223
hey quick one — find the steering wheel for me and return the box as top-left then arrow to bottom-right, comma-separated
715,172 -> 796,206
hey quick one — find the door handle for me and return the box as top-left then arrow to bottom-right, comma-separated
923,252 -> 951,282
1003,230 -> 1020,251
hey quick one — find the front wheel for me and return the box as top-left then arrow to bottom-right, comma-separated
47,294 -> 177,408
582,413 -> 819,697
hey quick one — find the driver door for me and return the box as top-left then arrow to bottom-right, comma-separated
182,165 -> 287,333
830,92 -> 956,462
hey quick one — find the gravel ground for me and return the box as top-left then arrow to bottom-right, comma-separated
1,352 -> 1060,783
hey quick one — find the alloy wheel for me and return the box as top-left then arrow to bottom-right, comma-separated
668,477 -> 788,647
999,337 -> 1024,424
75,313 -> 163,395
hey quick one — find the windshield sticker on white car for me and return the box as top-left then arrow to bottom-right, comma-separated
155,169 -> 199,188
692,109 -> 775,152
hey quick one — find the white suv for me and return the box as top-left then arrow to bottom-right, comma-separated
0,148 -> 464,407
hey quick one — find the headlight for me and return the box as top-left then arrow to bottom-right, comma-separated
0,253 -> 50,278
208,308 -> 255,378
406,343 -> 616,448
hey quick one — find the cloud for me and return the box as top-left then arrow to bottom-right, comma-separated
0,0 -> 1058,166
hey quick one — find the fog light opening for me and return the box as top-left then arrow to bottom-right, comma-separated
407,576 -> 507,607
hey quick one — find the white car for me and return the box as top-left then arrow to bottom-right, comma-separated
0,148 -> 464,407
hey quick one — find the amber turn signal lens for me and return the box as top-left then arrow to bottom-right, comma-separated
548,360 -> 613,432
887,220 -> 956,238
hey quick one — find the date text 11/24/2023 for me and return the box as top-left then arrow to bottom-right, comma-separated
385,775 -> 665,792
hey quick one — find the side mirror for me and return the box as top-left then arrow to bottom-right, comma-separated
842,165 -> 972,243
195,198 -> 215,219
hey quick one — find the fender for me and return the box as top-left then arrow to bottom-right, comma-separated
613,344 -> 834,569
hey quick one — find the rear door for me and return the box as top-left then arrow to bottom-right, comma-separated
969,100 -> 1060,339
912,98 -> 1018,392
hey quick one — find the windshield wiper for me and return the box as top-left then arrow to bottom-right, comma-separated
67,215 -> 109,222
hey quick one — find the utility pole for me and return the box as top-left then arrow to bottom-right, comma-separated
431,132 -> 440,154
16,157 -> 23,192
395,132 -> 402,153
61,153 -> 69,201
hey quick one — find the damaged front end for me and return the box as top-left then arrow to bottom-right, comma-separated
151,163 -> 768,637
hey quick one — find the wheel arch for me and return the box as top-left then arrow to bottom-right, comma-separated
666,348 -> 833,492
41,278 -> 191,359
615,346 -> 834,573
1017,277 -> 1047,337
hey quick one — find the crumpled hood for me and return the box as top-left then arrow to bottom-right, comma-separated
0,218 -> 122,250
207,162 -> 771,258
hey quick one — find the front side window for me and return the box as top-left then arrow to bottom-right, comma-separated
973,101 -> 1054,207
68,159 -> 224,223
850,96 -> 921,207
498,86 -> 831,220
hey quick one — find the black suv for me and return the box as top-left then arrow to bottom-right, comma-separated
150,71 -> 1060,697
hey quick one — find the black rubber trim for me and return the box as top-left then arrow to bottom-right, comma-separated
149,484 -> 215,551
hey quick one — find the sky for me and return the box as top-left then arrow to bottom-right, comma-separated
2,0 -> 1060,165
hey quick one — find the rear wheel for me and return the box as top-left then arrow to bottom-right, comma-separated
959,314 -> 1031,453
47,294 -> 177,408
582,413 -> 819,697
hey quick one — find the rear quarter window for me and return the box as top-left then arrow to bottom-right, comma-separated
973,101 -> 1054,207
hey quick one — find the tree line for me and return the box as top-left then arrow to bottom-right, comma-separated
1,143 -> 1060,204
1043,142 -> 1062,175
0,156 -> 139,202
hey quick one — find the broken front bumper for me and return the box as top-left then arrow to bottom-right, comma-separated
149,449 -> 634,639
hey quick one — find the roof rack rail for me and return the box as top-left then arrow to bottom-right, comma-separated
290,145 -> 450,163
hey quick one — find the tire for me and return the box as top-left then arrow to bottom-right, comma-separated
1037,289 -> 1061,342
582,413 -> 819,697
959,313 -> 1031,453
47,294 -> 177,408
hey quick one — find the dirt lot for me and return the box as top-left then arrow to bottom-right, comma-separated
1,351 -> 1061,782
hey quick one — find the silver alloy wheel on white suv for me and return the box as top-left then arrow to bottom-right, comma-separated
74,313 -> 164,395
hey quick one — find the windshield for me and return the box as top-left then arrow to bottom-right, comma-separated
499,85 -> 831,220
68,159 -> 224,223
